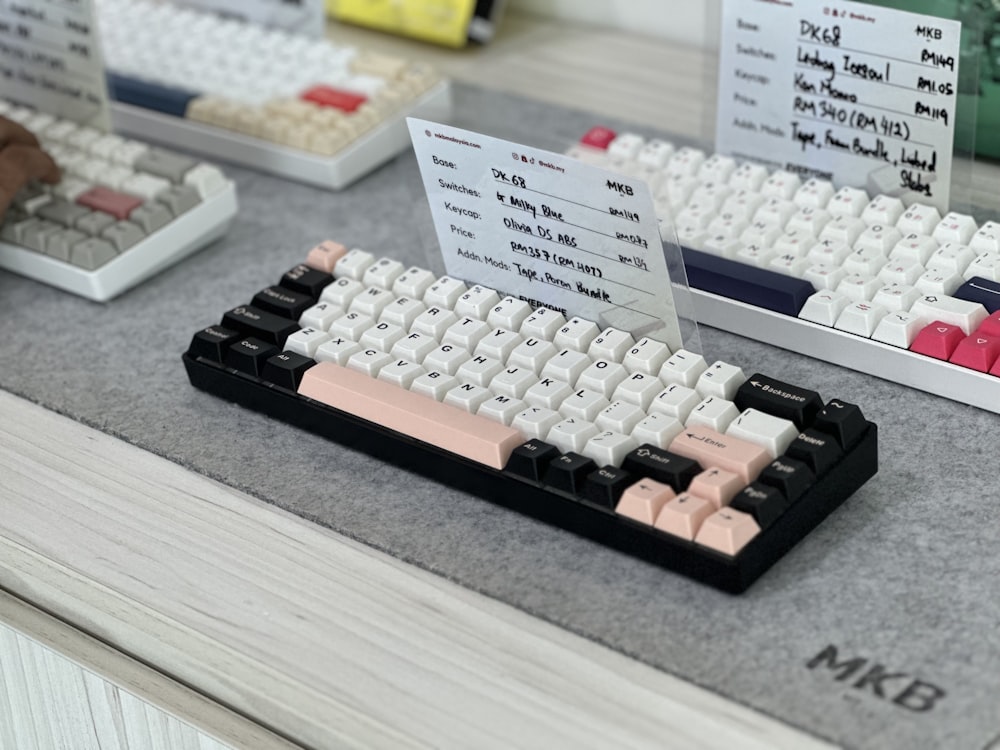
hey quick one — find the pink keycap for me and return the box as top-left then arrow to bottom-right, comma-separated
687,468 -> 744,510
580,126 -> 616,150
668,426 -> 771,484
979,311 -> 1000,338
305,240 -> 348,273
909,321 -> 965,360
615,479 -> 675,525
950,333 -> 1000,372
694,508 -> 761,556
654,493 -> 714,540
76,186 -> 143,220
298,362 -> 523,470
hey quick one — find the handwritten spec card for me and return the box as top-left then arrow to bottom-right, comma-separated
716,0 -> 961,212
407,119 -> 684,350
172,0 -> 325,36
0,0 -> 110,129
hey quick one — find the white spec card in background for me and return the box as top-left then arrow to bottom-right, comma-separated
715,0 -> 962,212
170,0 -> 325,36
407,118 -> 687,351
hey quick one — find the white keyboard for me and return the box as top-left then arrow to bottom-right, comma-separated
0,100 -> 237,301
568,127 -> 1000,415
95,0 -> 452,190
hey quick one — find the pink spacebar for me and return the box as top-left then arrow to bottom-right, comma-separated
298,363 -> 524,470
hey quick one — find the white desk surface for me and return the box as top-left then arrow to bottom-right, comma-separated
2,11 -> 996,750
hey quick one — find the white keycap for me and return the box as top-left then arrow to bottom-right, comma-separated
834,302 -> 887,337
346,347 -> 393,377
729,162 -> 769,191
512,407 -> 563,440
897,203 -> 942,236
890,234 -> 938,266
807,239 -> 851,267
392,267 -> 436,299
721,189 -> 765,221
726,409 -> 798,458
861,195 -> 905,226
334,248 -> 376,280
965,252 -> 1000,282
819,215 -> 866,246
854,224 -> 902,255
476,328 -> 523,361
321,277 -> 365,308
909,295 -> 988,334
843,247 -> 887,277
612,372 -> 664,411
826,186 -> 869,218
914,269 -> 962,296
284,327 -> 330,357
583,431 -> 638,467
595,400 -> 645,434
120,173 -> 170,201
773,230 -> 816,257
798,290 -> 851,326
349,286 -> 395,318
837,274 -> 883,302
740,221 -> 783,247
183,163 -> 227,198
441,316 -> 492,351
363,257 -> 406,289
423,344 -> 468,375
786,206 -> 832,236
701,234 -> 744,258
871,311 -> 925,348
379,296 -> 426,329
65,126 -> 102,150
477,394 -> 527,426
969,222 -> 1000,253
607,132 -> 644,160
506,337 -> 558,374
872,284 -> 920,312
657,174 -> 699,212
110,140 -> 151,167
52,176 -> 92,202
524,377 -> 574,410
658,349 -> 707,388
410,370 -> 460,401
391,331 -> 438,363
487,296 -> 532,330
622,337 -> 671,374
576,359 -> 629,399
492,366 -> 539,399
520,307 -> 566,340
926,243 -> 975,275
377,358 -> 426,389
423,276 -> 467,309
932,212 -> 977,246
697,154 -> 737,182
630,413 -> 684,450
754,197 -> 797,227
793,178 -> 835,208
546,419 -> 600,455
734,243 -> 776,268
454,285 -> 501,318
676,200 -> 717,229
443,383 -> 493,413
649,383 -> 702,422
314,336 -> 361,366
541,348 -> 592,386
329,311 -> 374,339
803,265 -> 847,292
456,355 -> 504,387
878,260 -> 925,286
299,301 -> 344,331
636,138 -> 675,169
686,396 -> 740,431
768,253 -> 811,277
554,317 -> 601,351
675,223 -> 707,250
696,361 -> 745,399
705,213 -> 748,240
665,147 -> 705,178
558,388 -> 611,421
410,306 -> 458,339
760,170 -> 801,200
360,321 -> 405,351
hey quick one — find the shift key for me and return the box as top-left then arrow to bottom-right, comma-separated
222,305 -> 300,346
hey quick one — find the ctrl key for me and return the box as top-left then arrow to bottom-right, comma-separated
224,337 -> 278,376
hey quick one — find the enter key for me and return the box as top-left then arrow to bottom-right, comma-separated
669,425 -> 772,484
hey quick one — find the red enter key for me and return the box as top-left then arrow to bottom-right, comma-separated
301,85 -> 367,113
76,187 -> 144,220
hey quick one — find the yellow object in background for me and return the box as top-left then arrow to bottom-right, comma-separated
329,0 -> 477,47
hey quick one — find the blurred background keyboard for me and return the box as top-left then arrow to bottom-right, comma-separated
96,0 -> 452,190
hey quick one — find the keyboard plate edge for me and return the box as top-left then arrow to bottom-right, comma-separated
182,352 -> 878,593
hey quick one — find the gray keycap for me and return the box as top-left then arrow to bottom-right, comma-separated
76,210 -> 115,236
100,220 -> 145,252
134,148 -> 197,183
46,228 -> 88,261
38,198 -> 91,227
156,185 -> 200,217
13,183 -> 51,214
21,219 -> 62,252
70,237 -> 117,270
129,202 -> 172,233
2,216 -> 41,244
0,208 -> 29,242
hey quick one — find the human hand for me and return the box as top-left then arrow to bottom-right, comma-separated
0,116 -> 60,222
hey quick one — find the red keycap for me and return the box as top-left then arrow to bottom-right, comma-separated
580,126 -> 616,150
76,186 -> 144,220
300,85 -> 367,113
991,357 -> 1000,377
909,321 -> 966,360
948,333 -> 1000,372
978,311 -> 1000,338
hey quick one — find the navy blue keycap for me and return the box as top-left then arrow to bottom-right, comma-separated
682,248 -> 816,316
106,72 -> 199,118
954,276 -> 1000,314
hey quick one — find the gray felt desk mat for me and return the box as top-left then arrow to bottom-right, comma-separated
2,84 -> 999,750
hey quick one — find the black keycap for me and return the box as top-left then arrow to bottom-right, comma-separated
730,483 -> 788,529
261,351 -> 316,390
682,248 -> 815,316
188,325 -> 241,363
252,286 -> 315,319
582,465 -> 634,508
505,440 -> 560,482
954,276 -> 1000,314
735,374 -> 823,429
813,399 -> 868,448
759,456 -> 815,503
786,428 -> 843,475
281,264 -> 333,297
224,338 -> 278,376
222,305 -> 300,346
543,452 -> 598,495
621,445 -> 700,493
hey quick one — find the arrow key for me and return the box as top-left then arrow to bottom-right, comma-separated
948,333 -> 1000,372
910,321 -> 965,360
